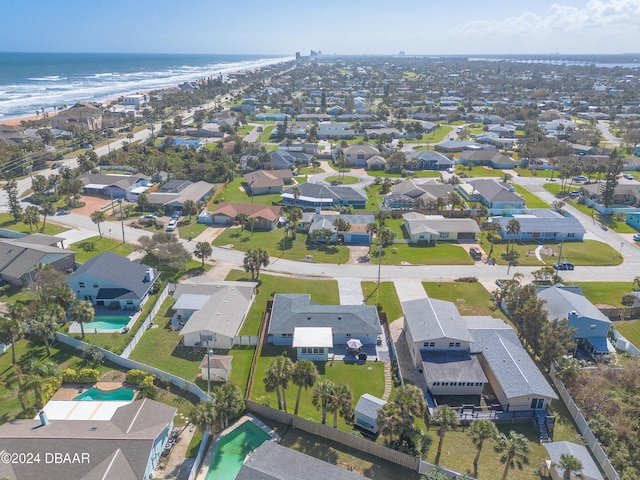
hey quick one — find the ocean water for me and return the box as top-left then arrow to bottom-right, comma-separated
0,52 -> 293,121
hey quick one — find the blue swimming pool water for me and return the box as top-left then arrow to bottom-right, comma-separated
87,315 -> 130,331
73,388 -> 135,401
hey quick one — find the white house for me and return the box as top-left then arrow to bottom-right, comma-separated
354,394 -> 386,434
292,327 -> 333,361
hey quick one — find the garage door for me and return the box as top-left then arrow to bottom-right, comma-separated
349,234 -> 371,244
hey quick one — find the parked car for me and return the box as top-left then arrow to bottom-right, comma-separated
141,214 -> 157,220
469,247 -> 482,259
56,209 -> 70,215
51,162 -> 61,169
166,219 -> 177,232
171,211 -> 182,219
553,261 -> 575,271
573,175 -> 588,183
623,173 -> 634,180
633,233 -> 640,242
80,143 -> 93,149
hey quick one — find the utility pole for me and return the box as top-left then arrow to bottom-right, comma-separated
119,200 -> 125,244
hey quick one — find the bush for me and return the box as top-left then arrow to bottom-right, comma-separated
622,294 -> 635,306
139,375 -> 158,399
38,377 -> 62,408
454,277 -> 478,283
75,368 -> 100,383
126,369 -> 148,385
62,368 -> 77,383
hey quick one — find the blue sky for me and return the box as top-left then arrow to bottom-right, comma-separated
1,0 -> 639,55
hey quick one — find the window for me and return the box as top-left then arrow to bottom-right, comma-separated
448,342 -> 461,348
301,347 -> 323,355
93,283 -> 99,288
79,282 -> 85,288
126,300 -> 133,305
423,342 -> 435,347
282,333 -> 293,338
567,233 -> 575,238
590,324 -> 596,330
440,232 -> 449,239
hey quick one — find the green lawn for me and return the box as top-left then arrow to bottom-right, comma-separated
454,166 -> 504,178
376,242 -> 474,266
212,226 -> 350,264
225,270 -> 340,337
71,236 -> 133,263
0,285 -> 36,304
366,184 -> 385,210
511,184 -> 550,209
423,125 -> 453,143
423,281 -> 507,319
216,177 -> 281,206
478,237 -> 623,267
325,175 -> 359,185
572,282 -> 635,307
366,169 -> 441,179
361,281 -> 403,322
257,125 -> 276,142
0,213 -> 68,236
299,166 -> 324,175
615,320 -> 640,349
177,219 -> 208,239
251,346 -> 386,430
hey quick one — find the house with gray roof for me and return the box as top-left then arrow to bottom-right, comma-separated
385,179 -> 455,210
544,441 -> 604,480
174,280 -> 257,348
343,143 -> 380,167
236,441 -> 371,480
459,179 -> 525,211
406,150 -> 455,170
0,235 -> 75,287
78,172 -> 151,201
66,251 -> 158,310
354,394 -> 386,433
147,179 -> 214,214
268,149 -> 313,170
459,150 -> 519,169
300,212 -> 375,244
490,209 -> 586,242
402,213 -> 479,244
268,294 -> 381,351
281,183 -> 367,208
403,299 -> 557,411
537,285 -> 614,358
435,140 -> 485,153
0,398 -> 176,480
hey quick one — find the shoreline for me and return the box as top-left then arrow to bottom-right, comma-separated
0,55 -> 295,127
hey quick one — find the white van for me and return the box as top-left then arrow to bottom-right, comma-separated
166,219 -> 177,232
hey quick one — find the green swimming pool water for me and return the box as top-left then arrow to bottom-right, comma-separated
73,388 -> 135,401
87,315 -> 130,331
205,421 -> 271,480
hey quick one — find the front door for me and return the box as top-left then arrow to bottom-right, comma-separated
530,398 -> 544,409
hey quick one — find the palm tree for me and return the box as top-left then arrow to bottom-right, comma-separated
5,365 -> 32,411
90,210 -> 106,238
394,385 -> 427,428
264,355 -> 293,411
183,199 -> 197,220
23,206 -> 40,232
291,360 -> 318,415
194,241 -> 213,267
0,316 -> 24,365
557,453 -> 583,480
376,402 -> 404,443
28,312 -> 58,356
211,383 -> 244,430
190,400 -> 217,434
288,207 -> 302,240
235,213 -> 250,232
327,382 -> 353,428
432,405 -> 459,464
68,300 -> 95,339
496,430 -> 531,480
468,419 -> 499,477
243,248 -> 270,280
40,202 -> 56,231
291,185 -> 301,207
312,379 -> 334,425
506,218 -> 521,254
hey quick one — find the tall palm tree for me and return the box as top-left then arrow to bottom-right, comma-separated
5,365 -> 32,411
264,355 -> 293,411
243,248 -> 270,280
29,312 -> 58,356
68,300 -> 95,339
291,186 -> 301,207
288,207 -> 302,240
24,206 -> 40,232
190,400 -> 217,434
194,241 -> 213,267
327,382 -> 352,428
468,419 -> 499,477
394,385 -> 427,428
291,360 -> 318,415
506,218 -> 521,254
312,379 -> 334,425
90,210 -> 106,238
40,202 -> 56,231
376,402 -> 404,444
496,430 -> 531,480
432,405 -> 459,464
1,305 -> 26,364
183,199 -> 197,220
557,453 -> 583,480
235,213 -> 249,232
211,383 -> 244,430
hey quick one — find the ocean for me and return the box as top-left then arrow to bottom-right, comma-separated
0,52 -> 293,121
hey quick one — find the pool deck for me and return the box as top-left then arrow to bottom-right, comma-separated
68,310 -> 140,334
51,381 -> 137,401
195,414 -> 279,480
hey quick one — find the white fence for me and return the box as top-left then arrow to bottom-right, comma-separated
187,429 -> 210,480
120,282 -> 176,359
233,335 -> 258,346
549,365 -> 620,480
613,329 -> 640,356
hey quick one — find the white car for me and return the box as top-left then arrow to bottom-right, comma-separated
633,233 -> 640,242
623,173 -> 634,180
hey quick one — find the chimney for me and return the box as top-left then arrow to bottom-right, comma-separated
39,410 -> 49,426
145,268 -> 154,282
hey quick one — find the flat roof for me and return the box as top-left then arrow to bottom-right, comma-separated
421,351 -> 488,384
292,327 -> 334,348
40,400 -> 132,421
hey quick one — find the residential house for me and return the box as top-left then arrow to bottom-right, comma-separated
183,123 -> 223,138
459,150 -> 519,169
237,441 -> 371,480
202,202 -> 282,230
255,113 -> 290,121
384,179 -> 455,210
435,140 -> 485,153
403,298 -> 487,395
0,235 -> 75,286
0,125 -> 42,146
268,149 -> 313,170
244,170 -> 293,195
365,155 -> 386,170
300,212 -> 375,244
581,183 -> 640,207
199,354 -> 233,382
174,281 -> 256,349
402,213 -> 479,243
0,398 -> 176,480
354,394 -> 386,434
281,183 -> 367,208
406,150 -> 455,170
121,94 -> 146,107
292,327 -> 334,361
537,285 -> 614,358
490,210 -> 586,242
66,252 -> 158,309
268,294 -> 382,353
78,172 -> 151,201
147,180 -> 214,214
343,143 -> 381,167
544,441 -> 604,480
626,211 -> 640,230
317,122 -> 355,140
459,179 -> 526,211
403,298 -> 557,411
51,102 -> 103,131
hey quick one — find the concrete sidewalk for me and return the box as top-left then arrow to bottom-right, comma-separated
337,277 -> 365,305
393,278 -> 427,303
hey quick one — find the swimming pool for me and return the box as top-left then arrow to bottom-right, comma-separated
73,387 -> 135,401
205,420 -> 271,480
87,315 -> 131,331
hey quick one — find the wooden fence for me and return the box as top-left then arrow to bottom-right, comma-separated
599,306 -> 640,321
